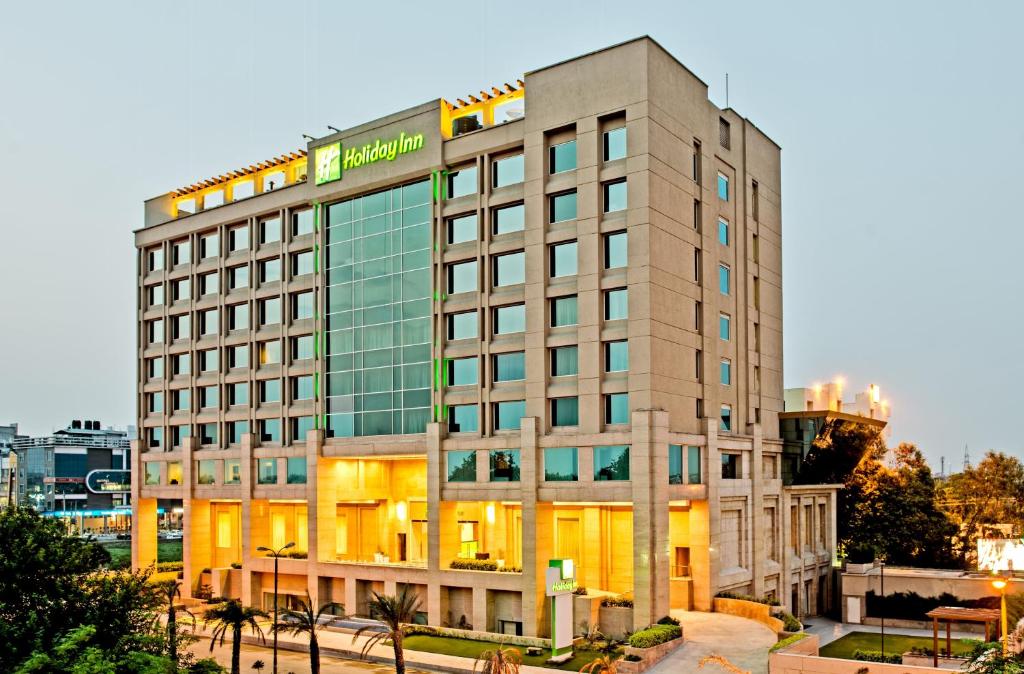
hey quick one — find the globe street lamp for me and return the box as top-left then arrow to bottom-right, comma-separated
992,576 -> 1010,656
257,542 -> 295,674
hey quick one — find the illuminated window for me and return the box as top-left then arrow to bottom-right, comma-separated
258,340 -> 281,365
167,461 -> 182,485
144,462 -> 160,485
217,511 -> 232,548
271,512 -> 286,549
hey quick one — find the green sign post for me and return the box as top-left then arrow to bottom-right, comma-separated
546,559 -> 576,658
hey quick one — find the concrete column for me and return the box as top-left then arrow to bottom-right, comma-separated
630,409 -> 670,629
696,415 -> 720,610
426,422 -> 444,625
305,429 -> 323,608
519,416 -> 544,636
130,439 -> 158,570
750,424 -> 764,598
472,586 -> 489,632
780,489 -> 793,615
240,432 -> 256,606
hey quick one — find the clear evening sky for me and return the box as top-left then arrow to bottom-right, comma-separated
1,1 -> 1020,470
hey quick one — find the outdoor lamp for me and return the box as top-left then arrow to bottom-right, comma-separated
395,501 -> 408,522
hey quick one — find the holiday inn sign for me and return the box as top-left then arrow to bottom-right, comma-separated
314,131 -> 426,185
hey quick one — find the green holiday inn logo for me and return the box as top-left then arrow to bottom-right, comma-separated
314,131 -> 425,185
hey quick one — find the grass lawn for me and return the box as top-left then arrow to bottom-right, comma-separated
403,634 -> 615,671
102,540 -> 182,568
819,631 -> 978,659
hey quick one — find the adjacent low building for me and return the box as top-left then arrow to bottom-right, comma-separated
133,36 -> 838,635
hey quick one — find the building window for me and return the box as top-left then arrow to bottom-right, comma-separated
197,271 -> 217,296
147,284 -> 164,307
695,350 -> 703,382
447,311 -> 478,340
148,247 -> 164,272
720,314 -> 730,340
259,419 -> 281,444
447,166 -> 478,199
605,288 -> 628,320
292,335 -> 314,361
720,404 -> 732,432
229,383 -> 248,406
718,218 -> 729,245
493,352 -> 526,382
200,232 -> 219,259
172,314 -> 190,341
228,303 -> 248,332
694,248 -> 702,282
551,397 -> 579,427
493,203 -> 525,235
228,345 -> 248,369
447,357 -> 478,386
260,379 -> 281,403
752,233 -> 760,263
446,450 -> 477,482
200,386 -> 218,409
169,353 -> 189,376
493,304 -> 525,335
720,359 -> 731,385
258,340 -> 281,365
693,139 -> 702,184
605,231 -> 627,269
447,260 -> 478,294
145,462 -> 160,485
199,349 -> 218,372
544,447 -> 578,481
494,400 -> 526,431
753,276 -> 761,309
719,264 -> 730,295
259,259 -> 281,284
227,421 -> 248,445
259,297 -> 281,326
717,173 -> 729,201
292,209 -> 314,237
594,445 -> 630,480
493,251 -> 525,287
549,140 -> 577,174
605,393 -> 629,425
173,389 -> 190,412
447,213 -> 477,244
147,427 -> 163,449
696,398 -> 704,419
291,416 -> 314,442
259,216 -> 281,244
490,449 -> 520,482
148,392 -> 163,413
604,126 -> 626,161
493,154 -> 524,188
292,250 -> 314,276
449,405 -> 478,433
721,453 -> 739,479
223,458 -> 240,483
148,319 -> 164,345
257,458 -> 277,485
752,180 -> 760,221
688,446 -> 702,484
719,117 -> 731,149
167,461 -> 182,485
550,241 -> 577,278
196,459 -> 215,485
291,291 -> 314,320
550,191 -> 577,223
551,296 -> 578,327
147,357 -> 164,380
551,346 -> 578,377
287,456 -> 307,484
171,278 -> 189,302
603,180 -> 627,213
292,375 -> 314,401
229,226 -> 249,252
605,341 -> 628,372
228,265 -> 248,290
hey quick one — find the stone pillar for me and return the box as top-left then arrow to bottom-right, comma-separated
240,432 -> 256,606
305,429 -> 323,608
473,586 -> 489,632
131,439 -> 158,570
426,422 -> 444,625
519,416 -> 546,636
696,416 -> 721,610
630,409 -> 670,629
750,423 -> 765,598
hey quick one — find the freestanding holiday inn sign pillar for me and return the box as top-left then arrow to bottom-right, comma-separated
546,559 -> 576,658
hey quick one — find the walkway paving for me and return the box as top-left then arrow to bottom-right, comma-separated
803,616 -> 977,647
646,611 -> 776,674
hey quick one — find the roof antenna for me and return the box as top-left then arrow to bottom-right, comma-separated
725,73 -> 730,108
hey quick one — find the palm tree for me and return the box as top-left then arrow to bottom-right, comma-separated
205,599 -> 268,674
475,643 -> 523,674
580,654 -> 619,674
273,591 -> 342,674
352,584 -> 422,674
154,578 -> 194,666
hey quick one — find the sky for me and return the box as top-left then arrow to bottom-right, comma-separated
0,0 -> 1021,471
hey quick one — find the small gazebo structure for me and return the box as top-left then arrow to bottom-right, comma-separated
925,606 -> 1002,667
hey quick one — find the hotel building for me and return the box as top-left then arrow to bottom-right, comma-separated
133,37 -> 838,634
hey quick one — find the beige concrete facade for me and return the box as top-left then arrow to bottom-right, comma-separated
133,37 -> 836,636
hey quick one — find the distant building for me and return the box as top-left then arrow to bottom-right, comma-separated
1,423 -> 25,508
12,420 -> 131,532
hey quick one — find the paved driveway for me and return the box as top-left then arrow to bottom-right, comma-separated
645,611 -> 776,674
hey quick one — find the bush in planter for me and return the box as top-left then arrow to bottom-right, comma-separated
852,649 -> 901,664
715,591 -> 781,606
284,550 -> 308,559
498,564 -> 522,573
229,562 -> 242,569
776,611 -> 801,632
156,561 -> 184,572
770,633 -> 808,653
449,558 -> 499,572
601,596 -> 634,608
574,585 -> 588,596
627,624 -> 681,649
656,615 -> 680,626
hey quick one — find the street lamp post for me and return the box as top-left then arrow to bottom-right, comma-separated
257,542 -> 295,674
875,557 -> 886,657
992,576 -> 1010,656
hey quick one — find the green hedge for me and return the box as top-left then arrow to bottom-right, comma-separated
770,633 -> 808,653
156,561 -> 184,572
450,559 -> 498,571
627,624 -> 681,649
852,649 -> 902,663
777,611 -> 802,632
866,590 -> 1024,624
715,591 -> 781,607
601,596 -> 634,608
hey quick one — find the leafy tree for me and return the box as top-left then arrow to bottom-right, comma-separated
353,585 -> 422,674
938,451 -> 1024,567
204,600 -> 267,674
272,592 -> 342,674
14,624 -> 176,674
154,578 -> 196,667
475,643 -> 522,674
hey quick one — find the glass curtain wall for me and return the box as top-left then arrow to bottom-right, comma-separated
326,179 -> 433,437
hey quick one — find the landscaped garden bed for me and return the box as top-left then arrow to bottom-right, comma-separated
818,631 -> 977,660
403,633 -> 621,671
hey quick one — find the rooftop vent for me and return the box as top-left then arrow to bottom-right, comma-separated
71,420 -> 82,429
